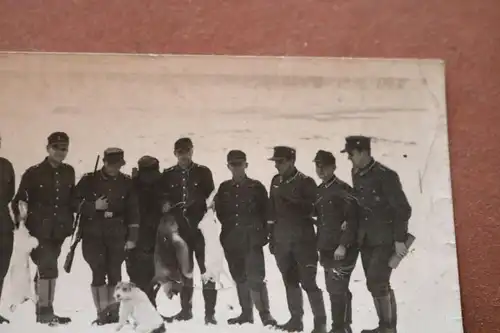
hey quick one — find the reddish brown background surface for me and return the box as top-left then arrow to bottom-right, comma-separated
0,1 -> 499,331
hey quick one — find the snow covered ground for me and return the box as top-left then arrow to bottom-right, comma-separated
0,53 -> 463,333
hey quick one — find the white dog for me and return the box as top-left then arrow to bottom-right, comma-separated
8,200 -> 39,312
113,282 -> 166,333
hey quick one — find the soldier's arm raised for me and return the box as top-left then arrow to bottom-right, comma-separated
124,182 -> 140,244
339,187 -> 359,247
382,171 -> 412,242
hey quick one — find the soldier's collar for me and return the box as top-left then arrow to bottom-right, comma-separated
175,162 -> 195,172
100,168 -> 119,180
41,157 -> 63,169
231,175 -> 249,186
320,175 -> 337,188
354,158 -> 376,176
280,168 -> 299,184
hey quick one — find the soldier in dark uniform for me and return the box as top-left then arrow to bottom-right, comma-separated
126,155 -> 163,307
160,137 -> 217,325
73,148 -> 140,325
313,150 -> 359,333
11,132 -> 74,326
0,134 -> 15,324
267,146 -> 327,333
213,150 -> 277,327
341,136 -> 412,333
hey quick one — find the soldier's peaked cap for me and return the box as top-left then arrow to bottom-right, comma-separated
340,135 -> 371,153
47,132 -> 69,145
268,146 -> 296,161
313,150 -> 336,165
138,155 -> 159,170
103,147 -> 125,165
174,137 -> 193,152
227,150 -> 247,162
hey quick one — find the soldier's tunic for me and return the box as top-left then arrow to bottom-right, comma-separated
269,167 -> 328,328
74,169 -> 140,287
126,167 -> 163,306
12,158 -> 76,279
160,162 -> 217,319
315,175 -> 359,331
214,176 -> 269,290
352,159 -> 411,297
11,157 -> 75,324
0,157 -> 15,323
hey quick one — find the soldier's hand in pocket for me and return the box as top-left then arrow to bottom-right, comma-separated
334,245 -> 346,260
95,196 -> 108,211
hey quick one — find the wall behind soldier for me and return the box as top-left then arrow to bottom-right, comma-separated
0,1 -> 498,332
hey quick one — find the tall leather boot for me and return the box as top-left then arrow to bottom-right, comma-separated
361,290 -> 397,333
251,284 -> 277,326
35,278 -> 71,326
165,286 -> 194,322
228,282 -> 254,325
307,290 -> 327,333
90,285 -> 110,325
203,281 -> 217,325
0,283 -> 10,324
276,286 -> 304,332
329,291 -> 352,333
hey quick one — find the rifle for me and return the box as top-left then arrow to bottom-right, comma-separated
63,155 -> 100,273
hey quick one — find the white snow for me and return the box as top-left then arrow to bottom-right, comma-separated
0,53 -> 463,333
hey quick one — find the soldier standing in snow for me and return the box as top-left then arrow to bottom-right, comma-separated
341,136 -> 412,333
74,148 -> 140,325
126,155 -> 164,306
267,146 -> 327,333
160,137 -> 218,325
213,150 -> 277,327
11,132 -> 74,326
0,134 -> 15,324
313,150 -> 359,333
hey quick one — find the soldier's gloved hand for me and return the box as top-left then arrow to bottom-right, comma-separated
95,196 -> 108,211
394,241 -> 408,258
162,201 -> 172,213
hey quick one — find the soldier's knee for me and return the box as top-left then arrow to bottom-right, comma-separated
301,279 -> 320,293
326,280 -> 349,295
367,280 -> 390,297
37,257 -> 59,279
247,278 -> 264,291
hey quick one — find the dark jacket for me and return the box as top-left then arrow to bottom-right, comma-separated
11,158 -> 75,240
214,176 -> 269,251
0,157 -> 15,233
352,159 -> 412,246
160,162 -> 215,228
315,175 -> 359,250
133,170 -> 163,252
74,168 -> 140,243
268,168 -> 317,244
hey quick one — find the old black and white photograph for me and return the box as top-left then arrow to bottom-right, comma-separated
0,52 -> 461,333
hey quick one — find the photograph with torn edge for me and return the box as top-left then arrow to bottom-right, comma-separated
0,52 -> 462,333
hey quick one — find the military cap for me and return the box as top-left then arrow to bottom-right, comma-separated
340,135 -> 371,153
47,132 -> 69,146
227,150 -> 247,163
103,147 -> 125,165
268,146 -> 296,161
313,150 -> 336,166
174,137 -> 193,152
137,155 -> 159,171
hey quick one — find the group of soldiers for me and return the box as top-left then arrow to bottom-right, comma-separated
0,131 -> 412,333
